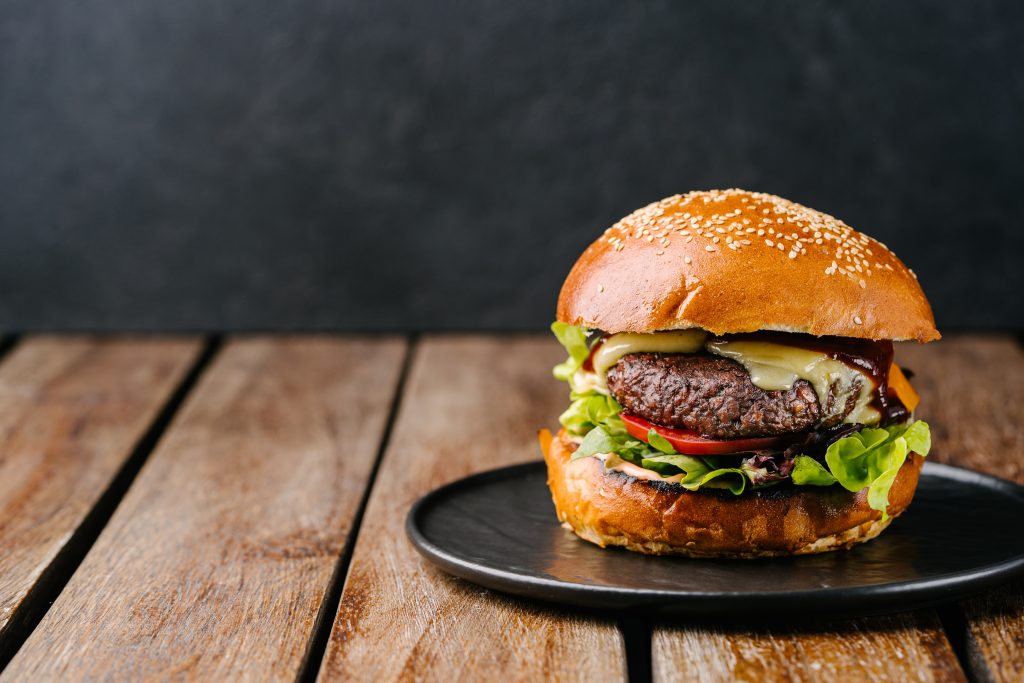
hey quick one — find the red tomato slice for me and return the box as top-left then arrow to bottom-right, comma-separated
620,414 -> 790,455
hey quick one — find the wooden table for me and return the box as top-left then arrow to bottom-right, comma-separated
0,334 -> 1020,682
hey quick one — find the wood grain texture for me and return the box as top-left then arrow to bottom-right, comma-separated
0,336 -> 201,643
960,581 -> 1024,683
896,335 -> 1024,484
653,611 -> 964,683
318,336 -> 626,682
898,335 -> 1024,683
650,337 -> 1008,682
2,337 -> 406,682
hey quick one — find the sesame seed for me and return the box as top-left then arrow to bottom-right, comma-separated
765,239 -> 774,247
597,284 -> 604,293
859,279 -> 866,288
684,256 -> 692,264
705,245 -> 716,252
854,315 -> 863,325
597,189 -> 899,281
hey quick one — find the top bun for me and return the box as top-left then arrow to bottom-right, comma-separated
557,189 -> 939,342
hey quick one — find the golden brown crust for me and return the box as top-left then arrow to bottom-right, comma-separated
542,429 -> 923,558
556,189 -> 939,342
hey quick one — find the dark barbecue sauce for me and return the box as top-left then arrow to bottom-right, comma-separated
712,331 -> 909,425
581,337 -> 604,372
581,329 -> 910,425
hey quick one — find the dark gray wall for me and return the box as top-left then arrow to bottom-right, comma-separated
1,1 -> 1021,331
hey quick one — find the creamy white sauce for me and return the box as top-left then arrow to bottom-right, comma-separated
594,452 -> 684,483
581,330 -> 881,427
568,368 -> 609,395
705,340 -> 879,425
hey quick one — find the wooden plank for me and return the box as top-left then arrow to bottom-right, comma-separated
654,611 -> 963,683
651,336 -> 986,682
0,336 -> 201,649
2,337 -> 406,681
898,335 -> 1024,683
959,583 -> 1024,683
896,335 -> 1024,484
318,336 -> 626,682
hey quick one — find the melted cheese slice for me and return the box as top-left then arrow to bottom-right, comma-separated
706,340 -> 880,425
592,330 -> 708,376
571,330 -> 708,394
572,330 -> 881,426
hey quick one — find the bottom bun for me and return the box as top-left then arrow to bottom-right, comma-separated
541,428 -> 922,558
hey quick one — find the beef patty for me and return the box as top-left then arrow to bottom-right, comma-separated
606,353 -> 857,439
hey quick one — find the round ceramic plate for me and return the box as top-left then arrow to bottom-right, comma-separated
406,461 -> 1024,616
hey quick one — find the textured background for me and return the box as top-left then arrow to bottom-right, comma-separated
1,1 -> 1021,331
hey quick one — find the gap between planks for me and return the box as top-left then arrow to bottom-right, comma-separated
903,335 -> 1024,683
2,335 -> 409,681
0,336 -> 220,670
295,334 -> 417,683
0,333 -> 1017,682
652,334 -> 1023,683
314,335 -> 627,682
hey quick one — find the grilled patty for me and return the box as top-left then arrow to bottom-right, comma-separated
606,353 -> 857,439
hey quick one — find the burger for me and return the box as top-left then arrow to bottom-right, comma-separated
539,189 -> 938,558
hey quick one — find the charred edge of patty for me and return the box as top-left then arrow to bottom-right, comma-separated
606,353 -> 858,439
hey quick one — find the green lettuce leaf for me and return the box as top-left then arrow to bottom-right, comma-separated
645,428 -> 677,455
549,321 -> 931,507
558,392 -> 624,436
791,456 -> 838,486
822,421 -> 931,520
641,454 -> 747,494
570,426 -> 616,460
551,322 -> 591,381
902,420 -> 931,455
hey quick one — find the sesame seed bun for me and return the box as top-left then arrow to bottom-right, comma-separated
542,429 -> 923,558
557,189 -> 939,342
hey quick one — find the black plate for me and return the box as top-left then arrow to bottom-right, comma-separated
406,461 -> 1024,616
